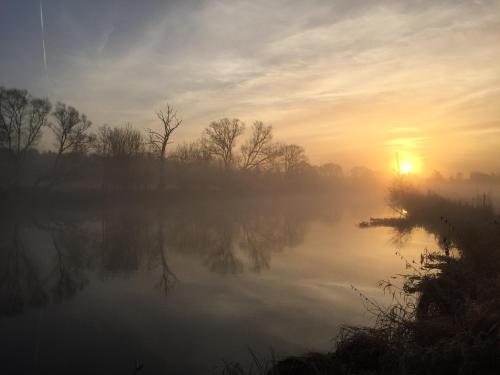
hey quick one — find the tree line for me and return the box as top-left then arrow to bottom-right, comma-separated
0,87 -> 375,194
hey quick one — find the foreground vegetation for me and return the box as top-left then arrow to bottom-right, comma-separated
225,185 -> 500,375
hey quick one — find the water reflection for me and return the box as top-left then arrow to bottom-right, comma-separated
0,194 -> 440,374
0,195 -> 337,317
1,223 -> 47,316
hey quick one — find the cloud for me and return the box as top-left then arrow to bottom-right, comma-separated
385,137 -> 430,149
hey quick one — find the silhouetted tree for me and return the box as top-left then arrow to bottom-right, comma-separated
95,124 -> 143,158
51,102 -> 92,160
0,87 -> 51,185
279,143 -> 307,174
318,163 -> 343,178
204,118 -> 245,169
32,102 -> 93,188
147,103 -> 182,189
240,121 -> 278,171
95,124 -> 144,190
148,104 -> 182,159
170,141 -> 212,165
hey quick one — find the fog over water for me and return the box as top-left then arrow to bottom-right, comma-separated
0,193 -> 437,374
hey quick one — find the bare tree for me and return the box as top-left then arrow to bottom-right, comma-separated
33,102 -> 94,189
318,163 -> 343,178
170,140 -> 212,164
148,104 -> 182,160
279,144 -> 308,174
95,124 -> 144,159
147,104 -> 182,189
0,88 -> 51,156
0,87 -> 51,185
204,118 -> 245,169
240,121 -> 279,171
94,124 -> 145,190
51,102 -> 92,161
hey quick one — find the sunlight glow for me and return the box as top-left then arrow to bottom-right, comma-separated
400,162 -> 412,175
391,152 -> 422,176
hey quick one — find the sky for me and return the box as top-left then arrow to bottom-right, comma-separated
1,0 -> 499,175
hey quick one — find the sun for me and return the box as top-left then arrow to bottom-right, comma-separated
391,153 -> 421,175
400,162 -> 412,175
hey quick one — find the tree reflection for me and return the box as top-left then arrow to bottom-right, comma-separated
48,225 -> 88,302
204,226 -> 244,275
239,213 -> 306,273
0,223 -> 48,316
100,207 -> 150,277
150,213 -> 178,294
0,195 -> 339,317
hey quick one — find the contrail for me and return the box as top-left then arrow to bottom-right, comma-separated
39,0 -> 47,72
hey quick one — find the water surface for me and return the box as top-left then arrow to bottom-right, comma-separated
0,194 -> 437,374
